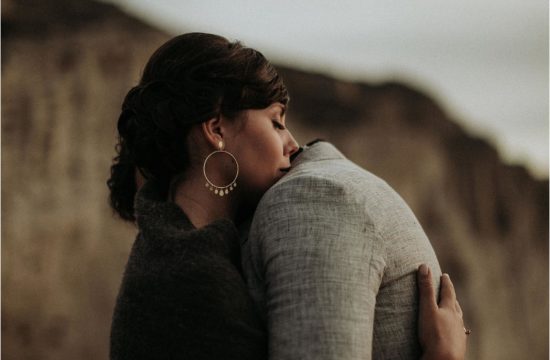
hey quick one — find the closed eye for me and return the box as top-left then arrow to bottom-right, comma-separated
272,120 -> 286,130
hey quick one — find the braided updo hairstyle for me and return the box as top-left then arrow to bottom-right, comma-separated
107,33 -> 289,222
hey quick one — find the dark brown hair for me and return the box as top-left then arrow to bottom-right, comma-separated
107,33 -> 289,222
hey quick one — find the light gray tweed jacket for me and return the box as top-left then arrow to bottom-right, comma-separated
241,141 -> 442,360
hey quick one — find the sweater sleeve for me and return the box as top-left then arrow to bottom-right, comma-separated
247,174 -> 386,360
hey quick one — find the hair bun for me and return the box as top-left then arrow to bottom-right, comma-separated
107,33 -> 289,222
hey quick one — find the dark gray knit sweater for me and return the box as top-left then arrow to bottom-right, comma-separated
109,181 -> 266,359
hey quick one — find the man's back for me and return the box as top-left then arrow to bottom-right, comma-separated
242,142 -> 441,359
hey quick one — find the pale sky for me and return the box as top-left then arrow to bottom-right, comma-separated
106,0 -> 548,178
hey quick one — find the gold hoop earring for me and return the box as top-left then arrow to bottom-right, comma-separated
203,141 -> 239,197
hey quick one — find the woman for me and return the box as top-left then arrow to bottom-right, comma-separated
108,33 -> 467,359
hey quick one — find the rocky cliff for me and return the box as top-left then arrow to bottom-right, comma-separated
2,0 -> 547,359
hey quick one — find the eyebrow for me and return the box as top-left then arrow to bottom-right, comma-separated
274,103 -> 286,117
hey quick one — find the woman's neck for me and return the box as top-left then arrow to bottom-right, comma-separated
171,169 -> 239,229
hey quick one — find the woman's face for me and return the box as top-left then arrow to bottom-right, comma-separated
224,102 -> 299,201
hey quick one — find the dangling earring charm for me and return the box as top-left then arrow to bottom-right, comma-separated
203,141 -> 239,197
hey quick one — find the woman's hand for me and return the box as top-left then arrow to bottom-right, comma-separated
417,264 -> 468,360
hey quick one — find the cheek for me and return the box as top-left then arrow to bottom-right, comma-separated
237,150 -> 279,192
231,124 -> 283,190
242,133 -> 279,164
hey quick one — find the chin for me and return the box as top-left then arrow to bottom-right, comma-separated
242,176 -> 280,202
264,178 -> 281,192
273,171 -> 287,183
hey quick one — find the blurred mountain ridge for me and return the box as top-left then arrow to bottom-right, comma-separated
2,0 -> 548,359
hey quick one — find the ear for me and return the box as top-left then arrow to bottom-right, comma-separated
201,115 -> 224,150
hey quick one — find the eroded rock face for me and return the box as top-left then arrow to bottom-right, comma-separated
2,1 -> 547,359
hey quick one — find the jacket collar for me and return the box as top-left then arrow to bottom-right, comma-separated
290,140 -> 347,169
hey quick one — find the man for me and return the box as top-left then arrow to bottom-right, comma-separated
241,140 -> 443,359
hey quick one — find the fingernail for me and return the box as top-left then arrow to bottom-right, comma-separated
442,273 -> 450,280
419,264 -> 429,276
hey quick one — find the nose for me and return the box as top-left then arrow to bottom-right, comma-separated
285,130 -> 300,158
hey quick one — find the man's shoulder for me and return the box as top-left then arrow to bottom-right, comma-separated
267,148 -> 391,201
257,142 -> 413,226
